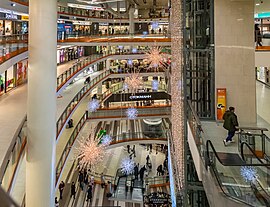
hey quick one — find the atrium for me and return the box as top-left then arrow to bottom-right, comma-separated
0,0 -> 270,207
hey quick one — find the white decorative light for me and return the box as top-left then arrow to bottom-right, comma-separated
76,137 -> 106,171
88,99 -> 100,112
152,79 -> 159,91
101,134 -> 113,146
127,59 -> 133,66
170,0 -> 185,193
126,107 -> 138,120
124,72 -> 143,94
240,166 -> 259,183
151,21 -> 159,29
145,45 -> 167,71
123,82 -> 129,91
120,157 -> 135,175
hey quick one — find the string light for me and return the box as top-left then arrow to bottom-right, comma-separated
126,107 -> 138,120
88,99 -> 100,112
170,0 -> 185,194
120,157 -> 135,175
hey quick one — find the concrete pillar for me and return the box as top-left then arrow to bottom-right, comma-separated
97,83 -> 103,96
26,0 -> 57,206
215,0 -> 256,124
129,6 -> 135,36
106,58 -> 112,70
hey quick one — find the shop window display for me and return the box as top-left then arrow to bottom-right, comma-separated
17,60 -> 28,85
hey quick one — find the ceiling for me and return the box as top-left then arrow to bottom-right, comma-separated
254,0 -> 270,14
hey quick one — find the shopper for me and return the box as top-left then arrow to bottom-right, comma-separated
70,182 -> 76,199
78,171 -> 84,190
55,197 -> 59,207
223,106 -> 239,146
134,164 -> 139,180
255,24 -> 262,47
157,165 -> 163,176
101,173 -> 106,188
146,155 -> 150,165
127,145 -> 130,153
86,185 -> 93,202
58,181 -> 65,200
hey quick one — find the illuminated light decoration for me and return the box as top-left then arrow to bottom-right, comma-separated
170,0 -> 185,195
124,71 -> 143,94
120,157 -> 135,175
126,107 -> 138,120
101,134 -> 113,146
151,21 -> 159,30
88,99 -> 100,112
123,82 -> 129,91
127,59 -> 133,66
118,45 -> 123,50
132,48 -> 138,53
152,79 -> 159,91
76,137 -> 107,171
145,45 -> 167,72
240,166 -> 259,183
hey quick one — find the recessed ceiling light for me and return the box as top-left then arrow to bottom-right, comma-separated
256,3 -> 260,6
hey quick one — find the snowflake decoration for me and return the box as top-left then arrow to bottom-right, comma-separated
126,107 -> 138,120
124,72 -> 143,94
145,45 -> 167,71
88,99 -> 100,112
101,134 -> 113,146
152,79 -> 159,91
151,21 -> 159,30
120,157 -> 135,175
240,166 -> 258,183
123,82 -> 129,91
127,59 -> 133,66
76,137 -> 106,171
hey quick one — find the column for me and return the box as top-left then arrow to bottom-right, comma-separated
26,0 -> 57,206
215,0 -> 256,124
129,5 -> 135,36
106,58 -> 111,70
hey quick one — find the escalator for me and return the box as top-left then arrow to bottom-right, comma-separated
206,140 -> 270,207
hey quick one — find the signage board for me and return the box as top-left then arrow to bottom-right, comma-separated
216,88 -> 226,121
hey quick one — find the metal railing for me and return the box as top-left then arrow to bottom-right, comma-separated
0,116 -> 27,193
56,69 -> 110,137
56,112 -> 88,184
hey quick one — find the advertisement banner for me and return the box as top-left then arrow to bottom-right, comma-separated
216,88 -> 226,121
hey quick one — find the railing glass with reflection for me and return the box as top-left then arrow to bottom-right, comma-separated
0,116 -> 27,193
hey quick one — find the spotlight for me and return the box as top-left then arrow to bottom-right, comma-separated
11,3 -> 16,6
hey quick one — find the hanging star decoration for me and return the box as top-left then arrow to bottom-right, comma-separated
120,157 -> 135,175
75,126 -> 111,171
145,45 -> 167,72
240,166 -> 259,183
126,107 -> 138,120
152,79 -> 159,91
124,71 -> 143,94
88,98 -> 100,112
101,134 -> 113,146
76,137 -> 107,171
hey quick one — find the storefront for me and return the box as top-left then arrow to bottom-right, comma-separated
57,46 -> 85,64
17,59 -> 28,86
0,65 -> 15,94
256,66 -> 269,85
0,9 -> 28,35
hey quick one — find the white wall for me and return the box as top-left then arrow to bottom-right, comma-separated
215,0 -> 256,124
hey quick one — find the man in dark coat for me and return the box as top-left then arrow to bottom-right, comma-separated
223,106 -> 239,146
70,182 -> 76,199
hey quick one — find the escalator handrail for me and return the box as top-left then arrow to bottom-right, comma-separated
206,140 -> 229,166
240,142 -> 270,166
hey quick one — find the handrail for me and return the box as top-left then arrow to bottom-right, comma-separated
238,126 -> 268,132
0,116 -> 27,193
187,100 -> 202,127
206,140 -> 230,166
240,142 -> 270,166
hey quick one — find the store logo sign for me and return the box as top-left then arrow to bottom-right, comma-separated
129,95 -> 152,100
5,13 -> 17,19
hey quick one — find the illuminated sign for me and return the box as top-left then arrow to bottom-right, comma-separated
129,95 -> 152,100
255,12 -> 270,19
5,13 -> 17,20
21,16 -> 29,21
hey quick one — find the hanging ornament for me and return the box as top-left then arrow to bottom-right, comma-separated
145,45 -> 167,72
152,79 -> 159,91
240,166 -> 258,183
124,71 -> 143,94
120,157 -> 135,175
101,134 -> 113,146
126,107 -> 138,120
88,98 -> 100,112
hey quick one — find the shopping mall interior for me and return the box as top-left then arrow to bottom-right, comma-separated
0,0 -> 270,206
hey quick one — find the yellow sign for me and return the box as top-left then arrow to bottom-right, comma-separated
21,16 -> 29,21
216,88 -> 226,121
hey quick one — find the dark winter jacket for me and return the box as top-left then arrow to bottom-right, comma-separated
223,110 -> 239,132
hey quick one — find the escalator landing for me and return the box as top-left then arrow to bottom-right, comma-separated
217,152 -> 245,166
